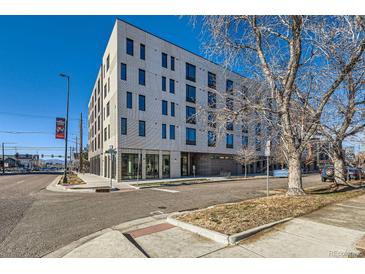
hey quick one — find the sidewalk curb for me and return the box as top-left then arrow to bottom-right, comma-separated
167,212 -> 292,245
46,175 -> 95,193
167,213 -> 229,244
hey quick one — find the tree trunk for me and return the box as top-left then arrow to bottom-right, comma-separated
244,164 -> 247,178
333,151 -> 346,185
287,153 -> 305,196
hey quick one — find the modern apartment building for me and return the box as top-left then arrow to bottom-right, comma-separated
88,19 -> 268,181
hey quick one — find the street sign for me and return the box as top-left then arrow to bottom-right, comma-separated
55,118 -> 65,139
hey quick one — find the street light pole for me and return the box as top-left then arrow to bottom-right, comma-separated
60,73 -> 70,184
2,143 -> 4,175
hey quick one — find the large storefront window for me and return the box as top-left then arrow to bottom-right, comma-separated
162,155 -> 170,178
121,153 -> 142,180
146,154 -> 159,179
181,153 -> 188,176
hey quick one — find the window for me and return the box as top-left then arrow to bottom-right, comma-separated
139,95 -> 145,111
226,79 -> 233,94
170,102 -> 175,117
104,127 -> 107,141
97,98 -> 100,112
186,63 -> 196,82
97,116 -> 100,130
162,52 -> 168,68
186,128 -> 196,145
108,124 -> 110,139
126,92 -> 132,109
146,154 -> 159,179
139,120 -> 145,137
138,69 -> 145,85
170,125 -> 175,140
106,102 -> 110,117
186,106 -> 196,124
208,92 -> 216,108
242,123 -> 248,134
255,138 -> 261,151
255,123 -> 261,135
186,84 -> 196,103
140,44 -> 145,60
208,111 -> 216,128
121,118 -> 127,135
126,38 -> 134,56
226,121 -> 234,131
121,153 -> 142,179
208,131 -> 216,147
108,77 -> 110,92
104,84 -> 107,98
162,155 -> 170,178
242,135 -> 248,147
208,72 -> 216,89
170,56 -> 175,71
162,76 -> 166,91
162,124 -> 167,139
226,134 -> 234,148
106,54 -> 110,71
121,63 -> 127,80
226,97 -> 234,110
169,79 -> 175,94
162,100 -> 168,115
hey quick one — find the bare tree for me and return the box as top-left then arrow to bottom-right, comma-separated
200,16 -> 365,195
320,66 -> 365,186
234,146 -> 258,178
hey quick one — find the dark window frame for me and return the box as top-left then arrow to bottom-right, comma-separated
169,125 -> 175,140
186,106 -> 196,124
126,92 -> 132,109
208,71 -> 216,89
162,100 -> 168,116
226,133 -> 234,149
162,76 -> 166,91
208,131 -> 216,147
170,102 -> 175,117
169,79 -> 175,94
162,124 -> 167,139
170,56 -> 175,71
185,62 -> 196,82
139,120 -> 146,137
140,43 -> 145,60
138,94 -> 146,111
162,52 -> 168,68
186,84 -> 196,103
186,127 -> 196,145
121,118 -> 127,135
126,38 -> 134,56
138,69 -> 146,86
121,63 -> 127,81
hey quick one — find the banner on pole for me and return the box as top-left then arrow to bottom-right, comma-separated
56,117 -> 65,139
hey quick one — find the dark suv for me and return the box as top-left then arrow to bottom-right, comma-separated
321,166 -> 334,182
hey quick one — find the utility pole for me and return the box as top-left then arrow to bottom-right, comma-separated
2,143 -> 4,175
60,73 -> 70,184
79,112 -> 83,173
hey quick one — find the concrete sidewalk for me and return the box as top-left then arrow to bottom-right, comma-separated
45,194 -> 365,258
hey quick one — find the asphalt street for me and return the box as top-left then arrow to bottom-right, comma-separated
0,173 -> 326,257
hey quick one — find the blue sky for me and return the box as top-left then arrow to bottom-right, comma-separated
0,16 -> 203,159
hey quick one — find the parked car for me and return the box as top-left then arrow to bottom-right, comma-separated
273,168 -> 289,178
321,166 -> 334,182
346,167 -> 361,180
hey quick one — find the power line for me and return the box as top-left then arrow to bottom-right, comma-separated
0,111 -> 88,127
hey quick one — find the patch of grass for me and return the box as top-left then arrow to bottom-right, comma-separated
59,172 -> 85,185
177,186 -> 365,235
